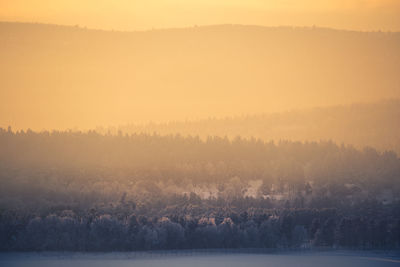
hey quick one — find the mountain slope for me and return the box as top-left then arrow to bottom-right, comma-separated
113,100 -> 400,153
1,22 -> 400,129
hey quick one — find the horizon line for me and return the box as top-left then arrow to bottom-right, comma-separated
1,20 -> 399,34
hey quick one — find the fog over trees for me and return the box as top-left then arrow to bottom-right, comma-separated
1,21 -> 400,253
108,100 -> 400,154
1,129 -> 399,251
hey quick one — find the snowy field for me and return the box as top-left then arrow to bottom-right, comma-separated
1,251 -> 399,267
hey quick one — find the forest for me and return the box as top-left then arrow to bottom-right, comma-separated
1,1 -> 400,263
1,128 -> 399,251
109,100 -> 400,154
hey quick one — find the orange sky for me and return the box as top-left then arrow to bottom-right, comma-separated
0,0 -> 399,31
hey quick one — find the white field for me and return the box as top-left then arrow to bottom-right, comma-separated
0,251 -> 399,267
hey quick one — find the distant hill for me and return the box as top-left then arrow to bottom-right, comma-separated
110,100 -> 400,154
1,22 -> 400,129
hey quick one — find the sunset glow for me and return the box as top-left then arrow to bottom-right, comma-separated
0,0 -> 399,31
0,0 -> 400,260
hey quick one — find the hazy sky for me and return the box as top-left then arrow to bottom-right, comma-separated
1,0 -> 399,31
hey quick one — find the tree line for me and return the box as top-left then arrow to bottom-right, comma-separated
1,207 -> 399,251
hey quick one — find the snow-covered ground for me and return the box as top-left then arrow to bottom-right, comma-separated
0,251 -> 399,267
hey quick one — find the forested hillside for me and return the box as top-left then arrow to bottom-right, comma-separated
1,22 -> 399,129
1,129 -> 399,251
111,100 -> 400,154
